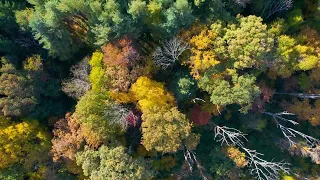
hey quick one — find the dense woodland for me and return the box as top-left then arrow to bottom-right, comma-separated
1,0 -> 320,179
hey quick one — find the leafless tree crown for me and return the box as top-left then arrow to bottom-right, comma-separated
62,58 -> 91,100
152,37 -> 189,69
264,111 -> 320,148
233,0 -> 251,7
214,126 -> 291,180
262,0 -> 293,19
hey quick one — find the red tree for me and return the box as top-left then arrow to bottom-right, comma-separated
190,105 -> 212,125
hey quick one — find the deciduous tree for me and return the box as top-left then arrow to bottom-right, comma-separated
75,145 -> 155,180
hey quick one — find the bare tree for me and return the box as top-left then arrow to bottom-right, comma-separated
214,126 -> 248,147
104,104 -> 137,130
242,148 -> 290,180
261,0 -> 293,19
275,92 -> 320,99
263,111 -> 320,148
62,58 -> 91,100
183,146 -> 209,180
214,126 -> 291,180
152,37 -> 189,69
233,0 -> 251,7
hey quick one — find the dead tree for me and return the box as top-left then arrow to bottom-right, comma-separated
104,104 -> 137,130
261,0 -> 293,19
152,37 -> 189,69
274,92 -> 320,99
214,126 -> 291,180
233,0 -> 251,7
263,111 -> 320,148
183,146 -> 209,180
62,58 -> 91,100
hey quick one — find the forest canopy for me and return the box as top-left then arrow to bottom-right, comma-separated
1,0 -> 320,179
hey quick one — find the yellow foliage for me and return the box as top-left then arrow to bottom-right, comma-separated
0,120 -> 51,169
282,175 -> 295,180
130,76 -> 175,112
27,165 -> 47,180
109,91 -> 136,104
187,27 -> 220,79
226,146 -> 248,168
23,55 -> 42,71
89,52 -> 106,92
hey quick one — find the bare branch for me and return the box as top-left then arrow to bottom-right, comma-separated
263,111 -> 298,125
262,0 -> 293,19
104,104 -> 137,130
183,146 -> 209,180
264,111 -> 320,148
152,37 -> 189,69
213,126 -> 290,180
62,58 -> 91,100
214,126 -> 248,147
233,0 -> 251,7
242,147 -> 290,180
275,92 -> 320,99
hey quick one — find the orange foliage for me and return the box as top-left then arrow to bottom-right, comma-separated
282,99 -> 320,126
225,146 -> 248,168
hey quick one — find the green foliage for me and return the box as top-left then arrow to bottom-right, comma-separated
169,70 -> 197,103
0,56 -> 62,118
76,145 -> 155,180
199,73 -> 260,113
286,9 -> 304,32
0,165 -> 25,180
74,91 -> 123,142
223,15 -> 274,69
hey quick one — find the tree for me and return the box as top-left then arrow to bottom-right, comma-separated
73,91 -> 123,143
0,118 -> 51,170
161,0 -> 195,34
190,105 -> 212,126
0,55 -> 62,118
91,0 -> 133,46
89,52 -> 106,93
181,24 -> 220,79
169,70 -> 197,103
0,61 -> 36,116
261,0 -> 293,19
28,0 -> 88,60
102,36 -> 144,95
130,76 -> 176,112
75,145 -> 155,180
199,73 -> 260,113
223,15 -> 274,69
225,146 -> 248,168
129,77 -> 198,153
152,37 -> 189,69
141,107 -> 194,153
282,99 -> 320,126
271,35 -> 320,78
214,126 -> 290,180
51,113 -> 85,162
62,57 -> 91,100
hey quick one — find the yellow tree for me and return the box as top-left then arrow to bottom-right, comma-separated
180,24 -> 220,79
130,76 -> 175,112
129,77 -> 197,153
0,118 -> 51,169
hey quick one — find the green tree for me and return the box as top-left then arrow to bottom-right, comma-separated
0,56 -> 62,117
223,15 -> 274,69
76,145 -> 155,180
199,73 -> 260,113
74,91 -> 123,143
141,107 -> 194,153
